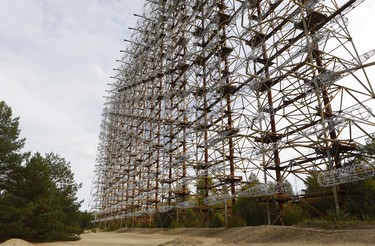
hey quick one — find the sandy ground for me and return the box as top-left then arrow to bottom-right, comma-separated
11,225 -> 375,246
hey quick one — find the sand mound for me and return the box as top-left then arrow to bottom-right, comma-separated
0,239 -> 34,246
164,237 -> 202,246
218,225 -> 375,244
116,225 -> 375,245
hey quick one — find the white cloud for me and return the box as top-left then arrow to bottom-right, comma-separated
87,64 -> 108,79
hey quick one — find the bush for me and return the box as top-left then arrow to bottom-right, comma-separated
233,197 -> 268,226
206,210 -> 225,227
284,204 -> 307,226
79,211 -> 94,229
228,215 -> 246,227
151,209 -> 175,228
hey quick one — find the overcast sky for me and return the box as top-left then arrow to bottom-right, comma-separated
1,1 -> 375,211
0,0 -> 145,210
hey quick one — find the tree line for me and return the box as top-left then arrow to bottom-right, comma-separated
126,169 -> 375,229
0,101 -> 91,242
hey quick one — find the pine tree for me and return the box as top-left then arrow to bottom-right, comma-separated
19,153 -> 65,241
44,153 -> 83,238
0,101 -> 27,193
0,101 -> 83,242
0,101 -> 29,240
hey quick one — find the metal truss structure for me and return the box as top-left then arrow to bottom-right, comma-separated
92,0 -> 375,225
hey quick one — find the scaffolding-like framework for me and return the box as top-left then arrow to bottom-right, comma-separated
92,0 -> 375,225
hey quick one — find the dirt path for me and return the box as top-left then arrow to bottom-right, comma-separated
35,230 -> 218,246
33,226 -> 375,246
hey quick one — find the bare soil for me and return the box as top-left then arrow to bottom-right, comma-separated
16,225 -> 375,246
0,239 -> 34,246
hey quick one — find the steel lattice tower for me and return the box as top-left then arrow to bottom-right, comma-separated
92,0 -> 375,225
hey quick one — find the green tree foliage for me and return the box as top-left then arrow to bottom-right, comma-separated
340,139 -> 375,220
206,210 -> 225,227
303,172 -> 330,194
232,175 -> 268,226
0,101 -> 30,240
227,215 -> 246,227
180,208 -> 205,227
302,138 -> 375,220
19,153 -> 66,240
234,196 -> 268,226
283,180 -> 294,196
343,178 -> 375,220
302,172 -> 335,216
44,153 -> 83,235
284,203 -> 306,225
79,211 -> 94,229
0,153 -> 83,242
0,101 -> 83,242
152,209 -> 175,228
0,101 -> 27,193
